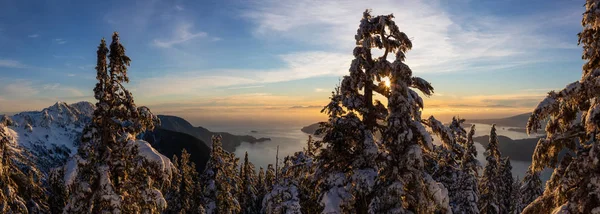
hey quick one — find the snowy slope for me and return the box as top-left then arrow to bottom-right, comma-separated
0,101 -> 173,178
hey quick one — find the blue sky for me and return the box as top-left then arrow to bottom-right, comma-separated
0,0 -> 586,126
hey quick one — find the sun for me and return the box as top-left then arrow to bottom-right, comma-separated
382,77 -> 391,88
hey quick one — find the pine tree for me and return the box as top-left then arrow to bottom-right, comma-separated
519,167 -> 542,208
264,164 -> 276,193
166,149 -> 202,213
479,125 -> 501,214
510,177 -> 524,214
425,116 -> 465,213
64,32 -> 166,213
240,152 -> 259,214
200,136 -> 240,214
452,124 -> 480,214
0,123 -> 48,213
498,157 -> 515,214
49,167 -> 68,214
523,0 -> 600,212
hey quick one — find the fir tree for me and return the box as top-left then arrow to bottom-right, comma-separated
453,124 -> 480,214
64,32 -> 166,213
200,136 -> 240,214
479,125 -> 501,214
498,157 -> 514,214
49,167 -> 68,214
0,123 -> 48,213
510,177 -> 524,214
519,167 -> 542,208
523,0 -> 600,212
166,149 -> 202,213
265,164 -> 276,193
239,152 -> 259,214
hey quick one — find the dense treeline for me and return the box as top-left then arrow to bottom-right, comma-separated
0,0 -> 599,213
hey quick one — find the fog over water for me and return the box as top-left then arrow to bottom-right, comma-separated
217,123 -> 551,181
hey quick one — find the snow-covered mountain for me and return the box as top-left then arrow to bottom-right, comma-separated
0,101 -> 172,177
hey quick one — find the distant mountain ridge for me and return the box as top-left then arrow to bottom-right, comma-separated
143,128 -> 211,172
468,113 -> 533,128
157,115 -> 271,152
0,101 -> 172,176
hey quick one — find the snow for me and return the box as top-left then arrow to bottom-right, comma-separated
134,140 -> 174,174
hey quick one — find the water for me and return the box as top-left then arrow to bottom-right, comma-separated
215,123 -> 551,181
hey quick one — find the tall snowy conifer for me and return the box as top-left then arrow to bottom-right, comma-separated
240,152 -> 259,214
498,157 -> 515,213
479,125 -> 501,214
313,9 -> 446,213
200,136 -> 240,214
523,0 -> 600,212
64,33 -> 166,213
519,167 -> 542,208
166,149 -> 201,213
510,177 -> 524,214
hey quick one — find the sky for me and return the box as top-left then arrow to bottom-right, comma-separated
0,0 -> 586,128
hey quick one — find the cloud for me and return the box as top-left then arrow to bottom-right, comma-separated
152,23 -> 209,48
54,38 -> 67,44
28,34 -> 39,38
67,73 -> 76,77
314,88 -> 325,92
0,59 -> 27,68
175,5 -> 184,11
226,85 -> 265,90
242,0 -> 580,74
289,105 -> 321,109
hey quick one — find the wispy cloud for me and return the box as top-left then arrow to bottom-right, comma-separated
0,59 -> 27,68
152,23 -> 208,48
175,5 -> 184,11
314,88 -> 325,92
226,85 -> 265,90
243,0 -> 580,74
54,38 -> 67,44
28,34 -> 39,38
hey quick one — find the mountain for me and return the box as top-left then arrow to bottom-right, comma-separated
468,113 -> 532,128
0,101 -> 94,173
143,128 -> 210,172
300,123 -> 322,136
157,115 -> 271,152
473,135 -> 539,162
0,102 -> 172,177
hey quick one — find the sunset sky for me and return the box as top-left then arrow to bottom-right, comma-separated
0,0 -> 585,127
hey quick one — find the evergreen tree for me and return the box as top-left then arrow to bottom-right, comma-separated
240,152 -> 259,214
452,124 -> 480,214
200,136 -> 240,214
264,164 -> 276,193
0,123 -> 48,213
64,33 -> 166,213
425,116 -> 464,213
510,177 -> 524,214
49,167 -> 68,214
498,157 -> 514,213
519,167 -> 542,208
523,0 -> 600,212
166,149 -> 201,213
479,125 -> 501,214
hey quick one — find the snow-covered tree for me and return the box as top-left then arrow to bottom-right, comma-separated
510,177 -> 524,214
452,124 -> 481,214
166,149 -> 202,213
424,116 -> 465,213
239,152 -> 259,214
0,124 -> 48,213
498,157 -> 514,213
200,136 -> 240,214
265,164 -> 275,192
479,125 -> 501,214
523,1 -> 600,212
49,167 -> 68,214
519,167 -> 542,208
64,32 -> 167,213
